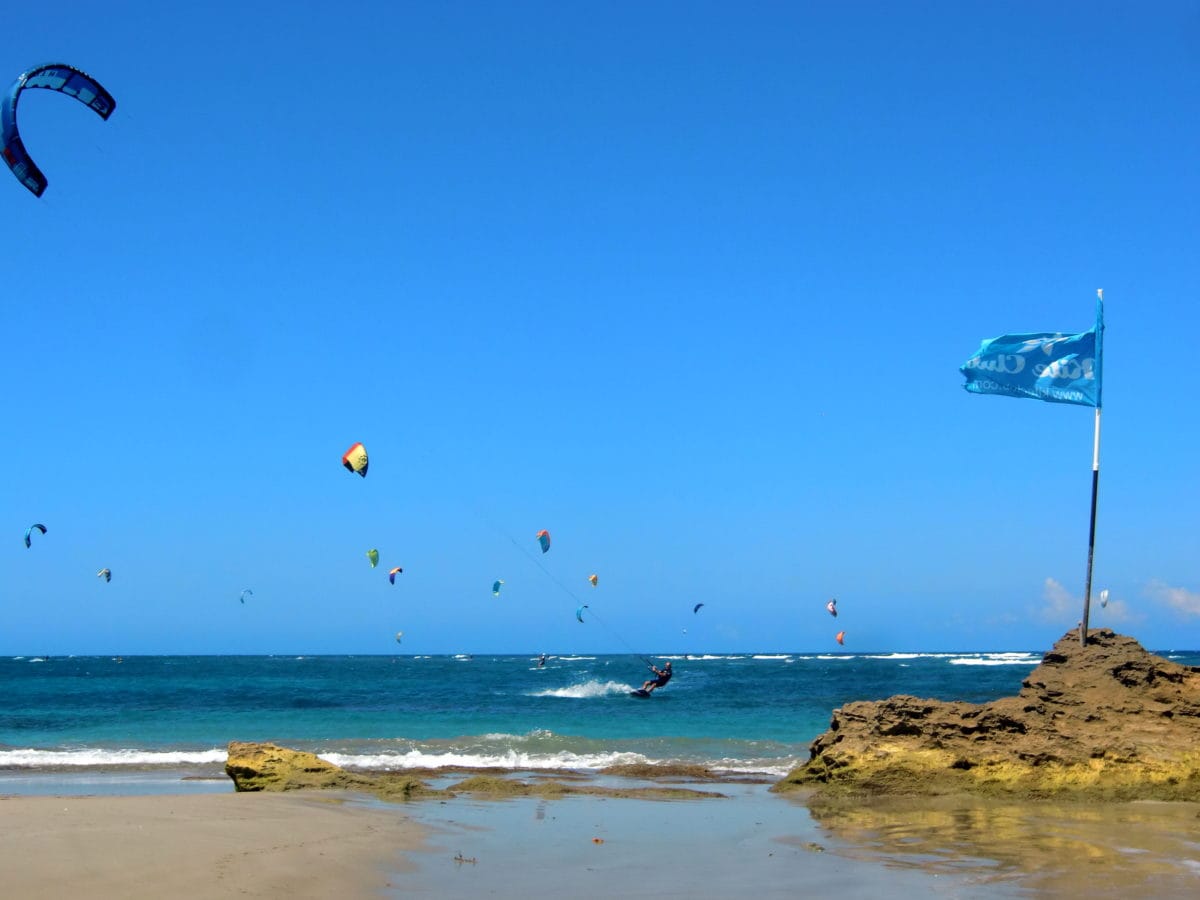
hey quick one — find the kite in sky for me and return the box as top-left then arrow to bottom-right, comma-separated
23,523 -> 46,548
536,530 -> 551,553
97,568 -> 111,583
388,566 -> 403,585
342,442 -> 368,477
2,63 -> 115,197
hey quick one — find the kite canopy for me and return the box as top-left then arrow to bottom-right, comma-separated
588,574 -> 598,587
826,598 -> 838,618
2,63 -> 116,197
536,530 -> 551,553
240,589 -> 253,604
23,523 -> 46,548
693,602 -> 704,614
395,631 -> 403,644
97,568 -> 111,582
388,566 -> 403,585
575,604 -> 588,623
835,630 -> 845,646
366,549 -> 380,568
342,442 -> 368,477
1100,589 -> 1109,609
492,579 -> 504,596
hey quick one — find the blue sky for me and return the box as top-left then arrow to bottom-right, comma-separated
2,1 -> 1197,655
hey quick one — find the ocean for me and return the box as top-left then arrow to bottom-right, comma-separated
4,650 -> 1198,786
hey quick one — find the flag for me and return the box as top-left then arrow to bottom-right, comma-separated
960,302 -> 1103,408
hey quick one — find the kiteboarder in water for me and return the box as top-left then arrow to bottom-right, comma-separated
640,661 -> 673,694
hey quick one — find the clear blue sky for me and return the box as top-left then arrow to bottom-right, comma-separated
2,1 -> 1197,655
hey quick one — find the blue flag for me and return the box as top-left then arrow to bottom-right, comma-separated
960,302 -> 1103,408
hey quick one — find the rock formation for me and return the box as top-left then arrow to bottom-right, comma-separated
774,629 -> 1200,800
225,741 -> 437,800
224,741 -> 726,801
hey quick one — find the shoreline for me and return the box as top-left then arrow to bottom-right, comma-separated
4,770 -> 1200,898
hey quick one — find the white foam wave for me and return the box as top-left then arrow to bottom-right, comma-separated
320,750 -> 793,777
751,654 -> 791,660
948,656 -> 1039,666
322,748 -> 649,771
866,653 -> 921,660
0,748 -> 227,768
529,680 -> 630,699
816,654 -> 855,660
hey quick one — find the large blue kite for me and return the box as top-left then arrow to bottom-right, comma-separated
1,63 -> 116,197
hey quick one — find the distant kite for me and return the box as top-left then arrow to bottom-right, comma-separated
1099,589 -> 1109,609
366,549 -> 380,568
342,442 -> 368,477
492,579 -> 504,596
2,63 -> 116,197
23,523 -> 46,548
97,568 -> 111,583
388,566 -> 403,585
536,530 -> 551,553
835,630 -> 845,646
693,603 -> 704,614
240,589 -> 253,605
826,598 -> 838,618
575,604 -> 588,623
588,574 -> 598,587
395,631 -> 404,644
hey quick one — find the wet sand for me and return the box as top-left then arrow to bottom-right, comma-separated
3,778 -> 1199,898
392,781 -> 1200,898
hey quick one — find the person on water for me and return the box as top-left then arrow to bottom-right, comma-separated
641,661 -> 672,694
537,653 -> 546,667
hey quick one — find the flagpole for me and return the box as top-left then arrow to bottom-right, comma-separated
1079,289 -> 1104,647
1079,405 -> 1101,646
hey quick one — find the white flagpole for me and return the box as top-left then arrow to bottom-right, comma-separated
1079,289 -> 1104,646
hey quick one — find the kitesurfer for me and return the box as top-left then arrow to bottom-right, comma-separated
538,653 -> 546,667
640,661 -> 673,694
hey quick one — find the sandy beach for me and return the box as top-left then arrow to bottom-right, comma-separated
0,792 -> 424,900
5,779 -> 1199,898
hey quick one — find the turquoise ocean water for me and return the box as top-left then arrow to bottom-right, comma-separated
4,650 -> 1198,783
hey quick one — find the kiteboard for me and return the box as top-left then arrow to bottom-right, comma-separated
629,689 -> 651,698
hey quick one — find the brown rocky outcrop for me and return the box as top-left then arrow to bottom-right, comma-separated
774,629 -> 1200,800
224,741 -> 438,800
224,741 -> 727,801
